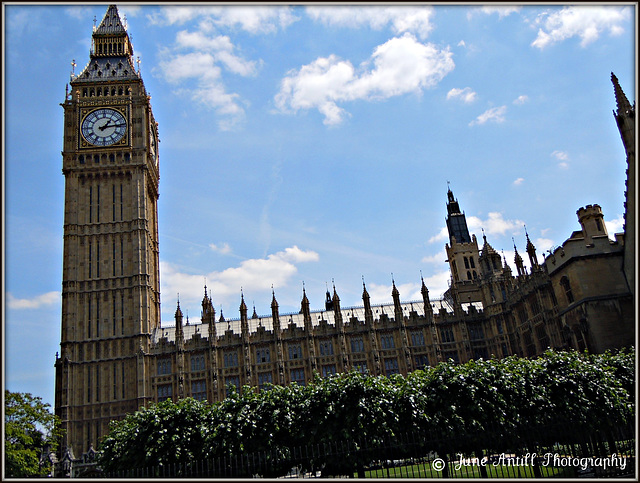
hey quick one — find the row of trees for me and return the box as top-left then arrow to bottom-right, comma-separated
98,348 -> 635,476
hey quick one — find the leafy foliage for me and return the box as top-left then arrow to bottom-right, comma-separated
4,391 -> 64,478
98,347 -> 635,476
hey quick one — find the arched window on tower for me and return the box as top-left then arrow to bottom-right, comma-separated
467,271 -> 472,280
560,276 -> 574,303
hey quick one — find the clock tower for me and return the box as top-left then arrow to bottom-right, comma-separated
55,5 -> 160,454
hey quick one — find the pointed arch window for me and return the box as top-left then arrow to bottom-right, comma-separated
560,276 -> 574,303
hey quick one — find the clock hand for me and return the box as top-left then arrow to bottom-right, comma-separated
98,120 -> 113,131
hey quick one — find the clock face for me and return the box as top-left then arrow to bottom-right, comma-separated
81,108 -> 127,146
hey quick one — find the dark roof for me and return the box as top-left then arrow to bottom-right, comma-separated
95,5 -> 126,36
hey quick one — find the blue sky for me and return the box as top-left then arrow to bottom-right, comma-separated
3,4 -> 636,408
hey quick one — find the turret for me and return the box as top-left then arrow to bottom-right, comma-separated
271,289 -> 281,334
525,228 -> 539,270
175,299 -> 184,347
240,291 -> 249,338
392,278 -> 403,323
577,204 -> 608,246
420,274 -> 433,322
513,239 -> 526,277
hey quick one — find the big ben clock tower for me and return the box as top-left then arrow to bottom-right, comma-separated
55,5 -> 160,454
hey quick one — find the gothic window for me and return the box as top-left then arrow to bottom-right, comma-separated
473,271 -> 478,279
536,325 -> 550,349
595,218 -> 603,231
157,358 -> 171,375
87,366 -> 91,402
353,363 -> 368,374
439,327 -> 455,343
223,351 -> 238,367
321,365 -> 336,377
470,257 -> 476,268
560,276 -> 574,303
523,331 -> 536,357
191,354 -> 205,372
473,347 -> 489,360
380,334 -> 395,349
288,344 -> 303,360
496,319 -> 504,334
468,325 -> 484,340
157,384 -> 172,402
464,257 -> 470,269
225,376 -> 240,397
290,368 -> 305,386
95,365 -> 100,402
112,293 -> 116,335
319,340 -> 334,356
191,380 -> 206,401
350,337 -> 364,352
113,364 -> 117,400
414,354 -> 429,370
443,350 -> 459,364
384,358 -> 399,375
258,372 -> 273,390
467,271 -> 472,280
410,331 -> 425,347
256,347 -> 270,364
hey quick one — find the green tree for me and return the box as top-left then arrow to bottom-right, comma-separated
98,397 -> 212,475
4,391 -> 63,478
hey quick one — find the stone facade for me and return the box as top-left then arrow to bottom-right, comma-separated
55,5 -> 635,459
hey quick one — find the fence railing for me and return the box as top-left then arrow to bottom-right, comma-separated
101,422 -> 635,478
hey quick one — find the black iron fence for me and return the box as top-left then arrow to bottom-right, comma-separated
102,422 -> 635,478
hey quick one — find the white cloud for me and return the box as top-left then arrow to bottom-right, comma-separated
551,150 -> 568,160
428,226 -> 449,244
513,177 -> 525,186
447,87 -> 477,103
149,6 -> 299,34
160,246 -> 319,318
513,95 -> 528,105
469,105 -> 507,126
275,33 -> 454,125
481,6 -> 521,18
532,6 -> 630,49
306,6 -> 435,40
468,212 -> 525,237
551,150 -> 569,169
368,281 -> 423,304
605,214 -> 625,237
7,291 -> 60,310
421,248 -> 447,264
156,32 -> 256,129
209,242 -> 232,254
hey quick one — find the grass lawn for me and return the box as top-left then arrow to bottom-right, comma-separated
363,461 -> 576,478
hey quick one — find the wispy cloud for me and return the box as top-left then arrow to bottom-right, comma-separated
513,95 -> 528,105
209,242 -> 232,254
532,6 -> 630,49
513,177 -> 525,186
551,150 -> 569,169
151,6 -> 298,130
160,246 -> 319,320
306,6 -> 435,40
469,105 -> 507,126
467,212 -> 525,237
447,87 -> 477,103
605,214 -> 624,238
7,291 -> 60,310
275,33 -> 454,125
148,6 -> 299,33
